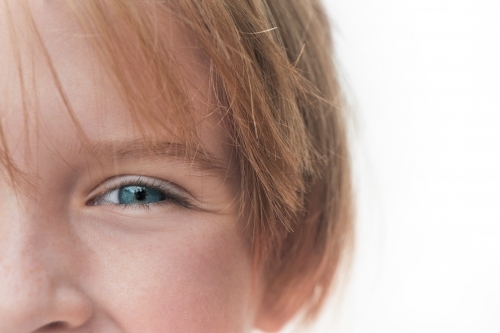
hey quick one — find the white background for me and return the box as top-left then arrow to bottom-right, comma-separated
283,0 -> 500,332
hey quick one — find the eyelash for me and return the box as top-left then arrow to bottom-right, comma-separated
89,176 -> 192,210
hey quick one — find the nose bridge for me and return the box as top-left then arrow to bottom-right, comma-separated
0,202 -> 91,332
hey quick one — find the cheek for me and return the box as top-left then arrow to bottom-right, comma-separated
77,216 -> 254,333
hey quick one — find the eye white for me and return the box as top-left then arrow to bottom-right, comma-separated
95,189 -> 119,205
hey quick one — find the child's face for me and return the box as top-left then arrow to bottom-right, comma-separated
0,2 -> 260,332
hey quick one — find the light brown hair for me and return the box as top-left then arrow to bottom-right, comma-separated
2,0 -> 353,327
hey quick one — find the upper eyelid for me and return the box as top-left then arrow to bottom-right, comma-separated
103,176 -> 172,192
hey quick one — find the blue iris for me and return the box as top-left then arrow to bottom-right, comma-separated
118,186 -> 166,205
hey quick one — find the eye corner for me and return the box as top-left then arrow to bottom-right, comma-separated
85,197 -> 98,207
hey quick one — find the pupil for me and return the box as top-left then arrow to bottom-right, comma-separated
134,188 -> 147,201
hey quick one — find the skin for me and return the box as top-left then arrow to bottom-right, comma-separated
0,1 -> 266,332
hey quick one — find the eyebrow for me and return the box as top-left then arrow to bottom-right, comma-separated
80,139 -> 228,174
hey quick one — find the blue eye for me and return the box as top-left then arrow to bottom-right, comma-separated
118,186 -> 166,205
90,176 -> 191,209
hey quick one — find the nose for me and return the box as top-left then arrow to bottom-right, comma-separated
0,217 -> 91,332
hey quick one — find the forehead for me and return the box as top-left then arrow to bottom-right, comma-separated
0,1 -> 223,170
